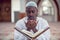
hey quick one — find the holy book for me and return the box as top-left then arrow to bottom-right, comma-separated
15,27 -> 49,39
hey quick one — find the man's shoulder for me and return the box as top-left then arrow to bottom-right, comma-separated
37,17 -> 49,27
37,17 -> 48,25
16,17 -> 26,23
37,17 -> 47,22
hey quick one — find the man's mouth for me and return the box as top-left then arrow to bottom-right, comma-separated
28,16 -> 35,20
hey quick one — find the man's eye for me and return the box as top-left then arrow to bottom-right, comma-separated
26,11 -> 35,13
27,11 -> 31,13
32,11 -> 35,13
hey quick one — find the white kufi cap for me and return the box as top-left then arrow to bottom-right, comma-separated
26,1 -> 37,8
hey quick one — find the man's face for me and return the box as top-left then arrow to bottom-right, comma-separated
26,6 -> 38,20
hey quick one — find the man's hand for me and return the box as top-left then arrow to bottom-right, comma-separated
32,28 -> 38,33
27,38 -> 36,40
25,20 -> 37,31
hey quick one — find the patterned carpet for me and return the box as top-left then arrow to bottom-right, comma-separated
0,22 -> 60,40
0,22 -> 14,40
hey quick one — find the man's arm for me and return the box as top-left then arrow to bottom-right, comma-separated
41,20 -> 50,40
25,20 -> 38,32
37,19 -> 50,40
43,28 -> 50,40
14,20 -> 25,40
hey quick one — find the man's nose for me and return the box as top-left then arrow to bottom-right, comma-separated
30,12 -> 33,16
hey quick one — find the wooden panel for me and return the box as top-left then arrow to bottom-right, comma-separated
19,13 -> 26,19
0,0 -> 11,22
53,0 -> 60,21
0,3 -> 2,21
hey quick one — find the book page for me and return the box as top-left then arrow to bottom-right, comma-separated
15,27 -> 49,39
21,30 -> 33,37
32,27 -> 50,38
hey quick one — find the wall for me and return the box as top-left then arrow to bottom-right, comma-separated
38,0 -> 57,22
11,0 -> 26,23
56,0 -> 60,21
11,0 -> 20,23
20,0 -> 26,12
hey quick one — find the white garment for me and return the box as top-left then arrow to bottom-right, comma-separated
14,17 -> 50,40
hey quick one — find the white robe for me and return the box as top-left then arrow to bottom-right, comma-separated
14,17 -> 50,40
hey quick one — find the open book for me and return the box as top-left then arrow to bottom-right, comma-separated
15,27 -> 49,39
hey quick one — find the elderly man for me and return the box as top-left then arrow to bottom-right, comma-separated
14,1 -> 50,40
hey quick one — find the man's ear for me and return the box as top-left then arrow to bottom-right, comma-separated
37,9 -> 38,12
36,9 -> 38,16
36,8 -> 38,13
35,7 -> 37,11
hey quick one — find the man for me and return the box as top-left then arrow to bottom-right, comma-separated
14,1 -> 50,40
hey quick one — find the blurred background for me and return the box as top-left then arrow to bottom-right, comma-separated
0,0 -> 60,40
